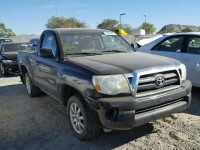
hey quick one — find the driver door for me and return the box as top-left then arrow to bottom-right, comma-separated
35,32 -> 59,99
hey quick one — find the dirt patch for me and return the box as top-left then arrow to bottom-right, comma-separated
0,76 -> 200,150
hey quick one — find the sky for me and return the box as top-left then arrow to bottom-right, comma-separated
0,0 -> 199,35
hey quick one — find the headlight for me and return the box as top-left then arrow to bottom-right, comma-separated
179,64 -> 187,81
92,74 -> 130,95
2,60 -> 12,63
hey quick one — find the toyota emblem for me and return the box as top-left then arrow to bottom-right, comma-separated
156,76 -> 165,86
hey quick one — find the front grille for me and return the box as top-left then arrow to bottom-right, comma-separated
137,70 -> 180,94
12,59 -> 17,63
125,66 -> 181,97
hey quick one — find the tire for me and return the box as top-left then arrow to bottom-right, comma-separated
25,73 -> 40,97
0,63 -> 7,76
67,95 -> 100,141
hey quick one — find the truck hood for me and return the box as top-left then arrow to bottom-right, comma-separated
68,52 -> 181,75
1,52 -> 18,60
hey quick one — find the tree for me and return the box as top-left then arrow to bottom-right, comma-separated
97,19 -> 118,31
97,19 -> 134,34
0,23 -> 15,37
139,23 -> 156,34
165,27 -> 174,33
46,16 -> 87,29
120,24 -> 134,34
182,27 -> 193,32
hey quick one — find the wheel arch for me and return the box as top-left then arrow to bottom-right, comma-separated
61,84 -> 86,107
61,83 -> 100,128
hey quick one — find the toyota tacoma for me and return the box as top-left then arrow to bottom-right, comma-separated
18,28 -> 192,140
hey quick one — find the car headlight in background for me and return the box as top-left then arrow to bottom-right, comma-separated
92,74 -> 130,95
2,60 -> 13,63
179,63 -> 187,81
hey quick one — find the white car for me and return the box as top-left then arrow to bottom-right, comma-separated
138,32 -> 200,87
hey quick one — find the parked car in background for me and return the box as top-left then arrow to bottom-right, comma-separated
0,42 -> 32,75
136,35 -> 164,49
0,38 -> 13,43
18,28 -> 191,140
29,38 -> 39,50
135,33 -> 175,50
137,32 -> 200,87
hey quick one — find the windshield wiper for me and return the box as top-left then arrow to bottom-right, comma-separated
67,52 -> 103,56
102,50 -> 127,53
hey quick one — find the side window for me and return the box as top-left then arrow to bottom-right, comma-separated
153,37 -> 184,53
187,37 -> 200,55
42,33 -> 58,57
102,35 -> 128,51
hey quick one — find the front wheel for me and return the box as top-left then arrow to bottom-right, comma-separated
0,63 -> 7,76
67,95 -> 100,141
25,73 -> 40,97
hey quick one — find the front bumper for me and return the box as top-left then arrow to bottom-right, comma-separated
86,80 -> 192,130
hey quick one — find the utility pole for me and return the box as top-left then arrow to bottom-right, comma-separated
144,15 -> 146,24
55,5 -> 58,17
119,13 -> 125,35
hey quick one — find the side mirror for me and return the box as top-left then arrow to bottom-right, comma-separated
33,43 -> 37,47
40,48 -> 54,58
131,43 -> 138,51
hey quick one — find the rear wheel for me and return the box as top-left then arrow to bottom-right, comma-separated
67,95 -> 100,141
0,63 -> 7,76
25,73 -> 40,97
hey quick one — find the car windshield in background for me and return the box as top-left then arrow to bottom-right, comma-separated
60,32 -> 134,56
0,39 -> 12,43
3,43 -> 31,52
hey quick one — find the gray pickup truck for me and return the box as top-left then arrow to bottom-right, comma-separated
18,28 -> 192,140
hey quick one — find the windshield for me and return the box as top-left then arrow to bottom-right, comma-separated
0,39 -> 12,43
3,43 -> 31,52
60,32 -> 134,56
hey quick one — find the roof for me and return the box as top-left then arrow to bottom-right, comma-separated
164,32 -> 200,37
47,28 -> 110,33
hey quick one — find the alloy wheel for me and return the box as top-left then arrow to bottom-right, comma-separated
25,75 -> 31,95
70,103 -> 85,134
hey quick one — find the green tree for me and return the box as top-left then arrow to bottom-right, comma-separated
139,23 -> 156,34
97,19 -> 134,34
165,27 -> 174,33
46,16 -> 87,29
97,19 -> 118,31
0,23 -> 15,37
182,27 -> 193,32
119,24 -> 134,34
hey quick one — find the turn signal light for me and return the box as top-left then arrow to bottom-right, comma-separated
95,85 -> 102,92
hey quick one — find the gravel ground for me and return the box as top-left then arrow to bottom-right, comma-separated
0,76 -> 199,150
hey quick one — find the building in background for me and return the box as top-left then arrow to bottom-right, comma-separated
11,35 -> 40,43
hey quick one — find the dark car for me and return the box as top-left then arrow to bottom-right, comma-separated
18,28 -> 192,140
0,42 -> 32,75
29,38 -> 39,50
0,38 -> 13,43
